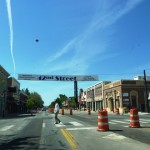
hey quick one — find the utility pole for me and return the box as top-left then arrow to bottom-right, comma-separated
144,70 -> 150,113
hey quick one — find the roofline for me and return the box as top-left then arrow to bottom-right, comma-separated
0,65 -> 10,77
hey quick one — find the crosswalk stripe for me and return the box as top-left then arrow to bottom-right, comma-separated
69,121 -> 83,126
125,119 -> 149,123
109,121 -> 117,124
140,119 -> 150,122
110,120 -> 128,124
55,122 -> 66,127
54,119 -> 150,128
42,123 -> 46,128
124,119 -> 130,122
66,127 -> 96,131
140,121 -> 149,123
0,125 -> 14,131
55,121 -> 84,127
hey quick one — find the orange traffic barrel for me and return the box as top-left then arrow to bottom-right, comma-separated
115,108 -> 120,115
87,108 -> 91,115
97,110 -> 109,131
49,107 -> 54,113
70,108 -> 73,115
61,108 -> 64,115
130,108 -> 140,128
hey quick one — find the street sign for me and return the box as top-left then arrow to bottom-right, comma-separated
18,74 -> 99,81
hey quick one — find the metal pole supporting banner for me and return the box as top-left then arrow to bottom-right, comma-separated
144,70 -> 150,113
74,80 -> 78,109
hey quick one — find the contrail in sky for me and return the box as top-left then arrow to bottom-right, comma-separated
6,0 -> 15,76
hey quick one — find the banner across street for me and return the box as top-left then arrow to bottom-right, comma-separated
18,74 -> 99,81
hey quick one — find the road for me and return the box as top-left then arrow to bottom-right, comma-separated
0,110 -> 150,150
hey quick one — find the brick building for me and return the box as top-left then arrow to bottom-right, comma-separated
7,77 -> 21,113
0,65 -> 10,116
86,81 -> 111,111
104,79 -> 150,113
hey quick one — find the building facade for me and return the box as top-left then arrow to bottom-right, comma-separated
7,77 -> 21,113
85,79 -> 150,113
86,81 -> 111,111
0,65 -> 10,116
78,89 -> 86,110
104,80 -> 150,113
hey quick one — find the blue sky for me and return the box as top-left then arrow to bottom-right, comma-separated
0,0 -> 150,106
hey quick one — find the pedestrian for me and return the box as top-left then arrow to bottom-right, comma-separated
54,99 -> 61,124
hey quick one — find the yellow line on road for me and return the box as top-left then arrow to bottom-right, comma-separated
61,129 -> 78,150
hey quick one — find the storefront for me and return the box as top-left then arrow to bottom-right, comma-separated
0,65 -> 10,116
104,80 -> 150,113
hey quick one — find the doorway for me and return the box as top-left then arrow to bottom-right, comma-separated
131,95 -> 137,108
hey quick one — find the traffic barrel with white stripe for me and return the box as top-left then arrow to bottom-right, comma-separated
87,107 -> 91,115
70,108 -> 73,115
49,107 -> 54,113
97,110 -> 109,131
61,108 -> 64,115
130,108 -> 140,128
115,108 -> 120,115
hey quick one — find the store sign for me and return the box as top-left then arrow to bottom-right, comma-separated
18,74 -> 99,81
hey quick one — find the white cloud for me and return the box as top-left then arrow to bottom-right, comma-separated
6,0 -> 16,76
44,0 -> 144,74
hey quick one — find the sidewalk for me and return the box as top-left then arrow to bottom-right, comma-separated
62,109 -> 150,116
0,112 -> 36,119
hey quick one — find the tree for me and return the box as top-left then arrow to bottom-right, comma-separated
22,88 -> 30,96
26,98 -> 34,114
49,101 -> 55,108
49,94 -> 68,108
69,96 -> 76,109
28,92 -> 44,109
59,94 -> 68,103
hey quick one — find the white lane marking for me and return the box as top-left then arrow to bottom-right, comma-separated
66,127 -> 96,131
124,119 -> 130,121
124,126 -> 129,128
0,125 -> 14,131
111,120 -> 128,124
42,123 -> 46,128
102,133 -> 126,140
140,121 -> 149,123
55,122 -> 66,127
109,121 -> 117,124
140,119 -> 150,122
69,121 -> 83,126
126,119 -> 149,123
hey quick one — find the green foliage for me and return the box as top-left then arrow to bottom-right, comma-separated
25,90 -> 44,110
49,101 -> 55,108
28,92 -> 44,108
21,88 -> 30,96
69,96 -> 76,109
59,94 -> 68,103
49,94 -> 68,108
26,98 -> 34,109
49,95 -> 77,109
